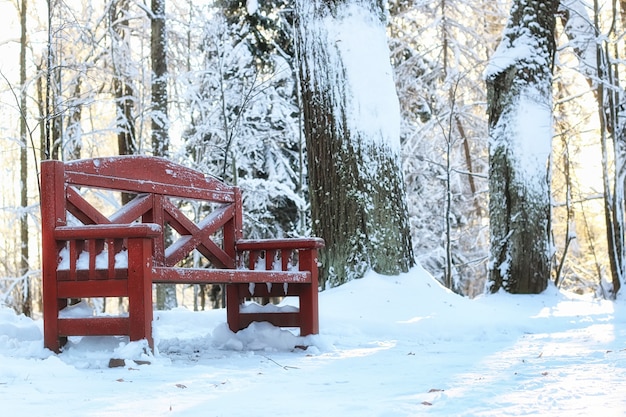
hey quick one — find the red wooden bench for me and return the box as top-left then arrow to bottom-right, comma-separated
40,156 -> 324,353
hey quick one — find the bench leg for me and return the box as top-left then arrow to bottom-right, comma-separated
127,239 -> 154,349
298,249 -> 319,336
299,285 -> 319,336
43,271 -> 67,353
43,299 -> 67,353
226,284 -> 244,333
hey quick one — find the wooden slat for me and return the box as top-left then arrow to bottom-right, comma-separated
164,199 -> 235,237
68,240 -> 78,280
66,186 -> 110,225
165,233 -> 234,269
57,317 -> 130,336
109,194 -> 153,223
54,224 -> 162,240
163,199 -> 235,268
57,269 -> 128,281
236,237 -> 325,251
57,280 -> 128,298
238,312 -> 301,329
66,172 -> 235,202
65,156 -> 234,193
231,282 -> 309,297
152,267 -> 311,284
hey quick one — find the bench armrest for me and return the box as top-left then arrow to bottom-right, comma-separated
54,223 -> 162,240
235,237 -> 325,252
235,237 -> 324,273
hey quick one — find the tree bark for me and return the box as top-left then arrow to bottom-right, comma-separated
110,0 -> 136,159
151,0 -> 176,308
111,0 -> 137,209
151,0 -> 169,157
486,0 -> 559,294
296,0 -> 414,287
19,0 -> 31,316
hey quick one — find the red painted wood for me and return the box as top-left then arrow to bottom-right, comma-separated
238,312 -> 301,329
68,240 -> 78,281
152,267 -> 311,284
237,281 -> 308,297
236,237 -> 325,251
40,156 -> 324,352
226,284 -> 242,333
60,157 -> 236,208
57,280 -> 127,298
108,194 -> 153,223
65,156 -> 233,194
71,175 -> 235,202
57,269 -> 128,281
41,160 -> 66,353
66,187 -> 110,225
127,238 -> 154,346
106,240 -> 116,279
54,224 -> 162,240
162,201 -> 235,268
58,317 -> 130,336
298,248 -> 320,335
146,194 -> 166,266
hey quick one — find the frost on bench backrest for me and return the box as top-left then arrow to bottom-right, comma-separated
41,156 -> 243,272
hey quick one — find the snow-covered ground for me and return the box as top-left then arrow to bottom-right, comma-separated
2,265 -> 626,416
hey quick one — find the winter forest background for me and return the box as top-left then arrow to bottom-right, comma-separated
1,0 -> 626,318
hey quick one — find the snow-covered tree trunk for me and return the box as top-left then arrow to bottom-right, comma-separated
295,0 -> 414,287
485,0 -> 559,294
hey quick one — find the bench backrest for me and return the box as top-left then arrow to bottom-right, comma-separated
41,156 -> 243,270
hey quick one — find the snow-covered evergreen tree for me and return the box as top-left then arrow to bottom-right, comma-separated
181,5 -> 307,239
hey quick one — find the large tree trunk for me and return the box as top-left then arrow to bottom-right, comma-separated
296,0 -> 414,288
485,0 -> 559,294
